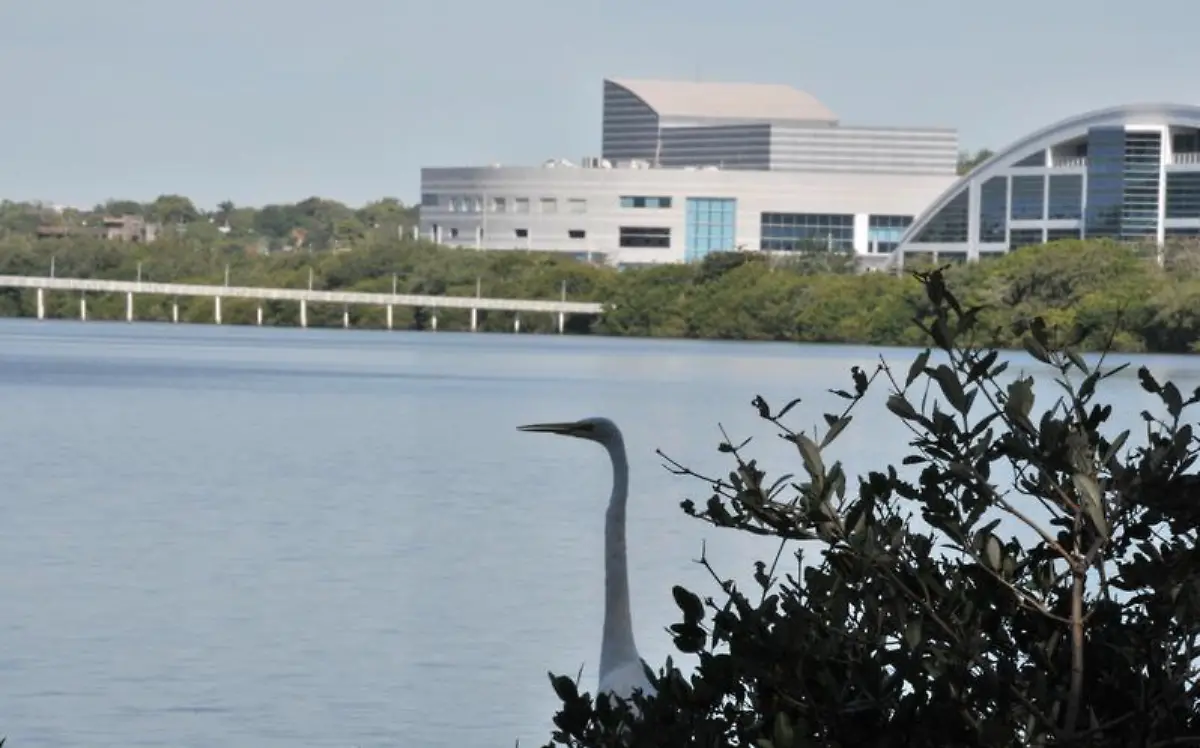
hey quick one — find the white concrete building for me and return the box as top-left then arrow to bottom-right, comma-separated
419,79 -> 959,266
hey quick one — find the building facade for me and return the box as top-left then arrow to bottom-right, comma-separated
419,78 -> 959,266
891,104 -> 1200,266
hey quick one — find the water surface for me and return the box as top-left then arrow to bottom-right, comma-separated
0,320 -> 1189,746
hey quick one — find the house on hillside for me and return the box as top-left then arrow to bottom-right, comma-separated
102,215 -> 160,242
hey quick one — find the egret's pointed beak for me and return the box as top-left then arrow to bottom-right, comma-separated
517,421 -> 582,435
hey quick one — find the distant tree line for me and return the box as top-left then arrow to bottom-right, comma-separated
0,196 -> 1199,352
0,195 -> 417,253
957,148 -> 995,175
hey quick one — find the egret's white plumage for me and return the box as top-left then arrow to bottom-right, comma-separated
518,417 -> 656,702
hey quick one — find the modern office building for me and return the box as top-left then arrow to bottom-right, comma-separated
419,79 -> 959,266
890,103 -> 1200,267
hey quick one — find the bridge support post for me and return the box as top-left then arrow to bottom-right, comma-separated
36,288 -> 45,320
386,305 -> 393,330
257,305 -> 263,326
125,291 -> 133,322
214,296 -> 222,324
470,308 -> 478,332
557,311 -> 565,334
342,306 -> 349,328
299,299 -> 307,328
431,313 -> 438,332
80,295 -> 87,321
514,315 -> 520,334
172,302 -> 179,323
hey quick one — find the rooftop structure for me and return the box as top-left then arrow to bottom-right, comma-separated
601,78 -> 956,176
419,78 -> 959,266
604,78 -> 838,124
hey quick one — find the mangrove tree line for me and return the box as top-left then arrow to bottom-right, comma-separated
2,197 -> 1200,351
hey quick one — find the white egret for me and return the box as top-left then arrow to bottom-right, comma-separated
518,417 -> 656,702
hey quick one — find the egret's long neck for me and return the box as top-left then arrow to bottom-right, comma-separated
600,436 -> 638,679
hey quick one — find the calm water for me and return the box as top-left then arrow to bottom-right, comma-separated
0,319 -> 1192,747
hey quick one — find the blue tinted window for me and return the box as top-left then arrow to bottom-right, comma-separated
1048,174 -> 1083,219
1010,175 -> 1045,220
1013,151 -> 1045,167
979,177 -> 1007,242
686,197 -> 737,261
1086,128 -> 1163,238
1085,127 -> 1126,238
866,214 -> 912,252
914,191 -> 969,243
1166,172 -> 1200,218
760,213 -> 854,252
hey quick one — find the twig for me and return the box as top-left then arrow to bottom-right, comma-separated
1064,557 -> 1085,734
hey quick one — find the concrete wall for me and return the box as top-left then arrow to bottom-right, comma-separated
419,164 -> 955,265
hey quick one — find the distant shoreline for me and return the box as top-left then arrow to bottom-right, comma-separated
2,313 -> 1195,361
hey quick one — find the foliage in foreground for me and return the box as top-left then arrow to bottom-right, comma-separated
541,269 -> 1200,746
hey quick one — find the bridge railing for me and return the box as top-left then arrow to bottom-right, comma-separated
0,275 -> 604,314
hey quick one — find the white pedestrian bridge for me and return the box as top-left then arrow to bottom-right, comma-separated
0,274 -> 604,331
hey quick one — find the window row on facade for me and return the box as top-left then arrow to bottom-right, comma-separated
424,192 -> 916,254
1004,225 -> 1200,251
420,193 -> 678,214
915,126 -> 1200,246
989,131 -> 1200,172
918,173 -> 1200,245
758,213 -> 915,252
429,209 -> 915,255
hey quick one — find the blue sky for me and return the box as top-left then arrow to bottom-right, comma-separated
0,0 -> 1192,209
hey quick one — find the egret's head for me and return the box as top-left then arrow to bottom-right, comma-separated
517,416 -> 620,445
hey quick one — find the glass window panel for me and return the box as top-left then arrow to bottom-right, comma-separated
1011,175 -> 1045,220
758,212 -> 854,251
685,197 -> 737,260
1166,172 -> 1200,218
1047,174 -> 1083,219
621,195 -> 672,209
914,192 -> 969,243
618,226 -> 671,248
1012,150 -> 1045,167
1085,127 -> 1126,238
979,176 -> 1007,242
1122,131 -> 1161,238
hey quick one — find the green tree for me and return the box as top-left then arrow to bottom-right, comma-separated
149,194 -> 199,224
97,199 -> 144,217
957,148 -> 995,175
1,194 -> 1200,349
215,200 -> 236,225
357,197 -> 416,233
541,269 -> 1200,746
